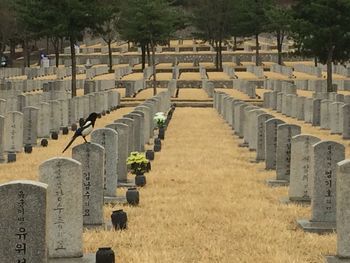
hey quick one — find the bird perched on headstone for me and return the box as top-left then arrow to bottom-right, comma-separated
62,112 -> 98,153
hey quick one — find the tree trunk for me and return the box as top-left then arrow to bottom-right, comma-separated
326,47 -> 335,92
276,31 -> 282,65
233,36 -> 237,51
60,37 -> 64,53
51,38 -> 60,68
255,33 -> 260,66
70,36 -> 77,98
151,42 -> 157,96
10,39 -> 16,60
314,57 -> 318,67
215,41 -> 219,71
141,44 -> 146,70
146,44 -> 151,66
218,39 -> 223,71
108,40 -> 113,73
23,37 -> 29,68
46,36 -> 49,54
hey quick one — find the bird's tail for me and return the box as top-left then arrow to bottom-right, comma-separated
62,135 -> 78,153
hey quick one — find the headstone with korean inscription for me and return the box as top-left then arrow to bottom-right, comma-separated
23,106 -> 39,146
91,128 -> 118,198
0,180 -> 48,263
4,111 -> 23,153
255,113 -> 274,162
39,157 -> 83,258
58,99 -> 68,129
297,141 -> 345,233
287,134 -> 320,203
265,118 -> 285,170
268,124 -> 301,186
72,143 -> 105,226
326,160 -> 350,262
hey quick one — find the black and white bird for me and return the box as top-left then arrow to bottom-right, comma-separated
62,112 -> 98,153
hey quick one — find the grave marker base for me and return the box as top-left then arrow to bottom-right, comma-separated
49,254 -> 95,263
326,256 -> 350,263
266,178 -> 289,187
104,195 -> 128,205
117,179 -> 136,188
279,196 -> 310,206
239,142 -> 249,148
297,219 -> 336,234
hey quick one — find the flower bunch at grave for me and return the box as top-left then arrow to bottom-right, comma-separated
126,152 -> 149,175
153,112 -> 166,129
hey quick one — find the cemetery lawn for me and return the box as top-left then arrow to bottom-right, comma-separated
87,108 -> 335,262
0,104 -> 338,262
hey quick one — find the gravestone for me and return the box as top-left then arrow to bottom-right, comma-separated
255,113 -> 274,162
304,98 -> 313,123
105,123 -> 130,184
297,141 -> 345,233
342,104 -> 350,140
242,106 -> 259,145
296,96 -> 305,121
326,160 -> 350,262
286,134 -> 320,204
0,99 -> 6,116
49,100 -> 60,133
72,143 -> 105,226
330,102 -> 345,135
91,128 -> 118,199
312,99 -> 321,126
39,157 -> 83,258
58,99 -> 68,129
320,100 -> 332,130
0,180 -> 48,263
276,93 -> 283,113
135,105 -> 151,144
268,124 -> 301,186
248,109 -> 266,151
116,118 -> 135,154
4,111 -> 23,153
38,102 -> 50,138
0,115 -> 5,163
23,106 -> 39,146
233,101 -> 245,134
131,111 -> 146,151
265,118 -> 285,170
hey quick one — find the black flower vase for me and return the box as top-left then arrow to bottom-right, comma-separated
96,247 -> 115,263
158,127 -> 165,140
126,187 -> 140,205
154,138 -> 161,152
135,173 -> 146,187
111,210 -> 127,230
146,150 -> 154,161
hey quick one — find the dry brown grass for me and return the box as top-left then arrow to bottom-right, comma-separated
84,108 -> 335,262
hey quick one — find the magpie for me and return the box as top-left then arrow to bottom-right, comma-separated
62,112 -> 98,153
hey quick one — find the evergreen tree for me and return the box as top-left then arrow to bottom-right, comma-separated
119,0 -> 180,95
292,0 -> 350,92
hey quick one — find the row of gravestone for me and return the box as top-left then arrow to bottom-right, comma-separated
0,89 -> 121,162
263,90 -> 350,140
214,91 -> 350,262
0,90 -> 172,262
202,79 -> 257,99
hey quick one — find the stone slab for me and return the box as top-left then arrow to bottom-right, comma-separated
296,219 -> 336,234
104,196 -> 127,205
48,254 -> 95,263
266,179 -> 289,187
